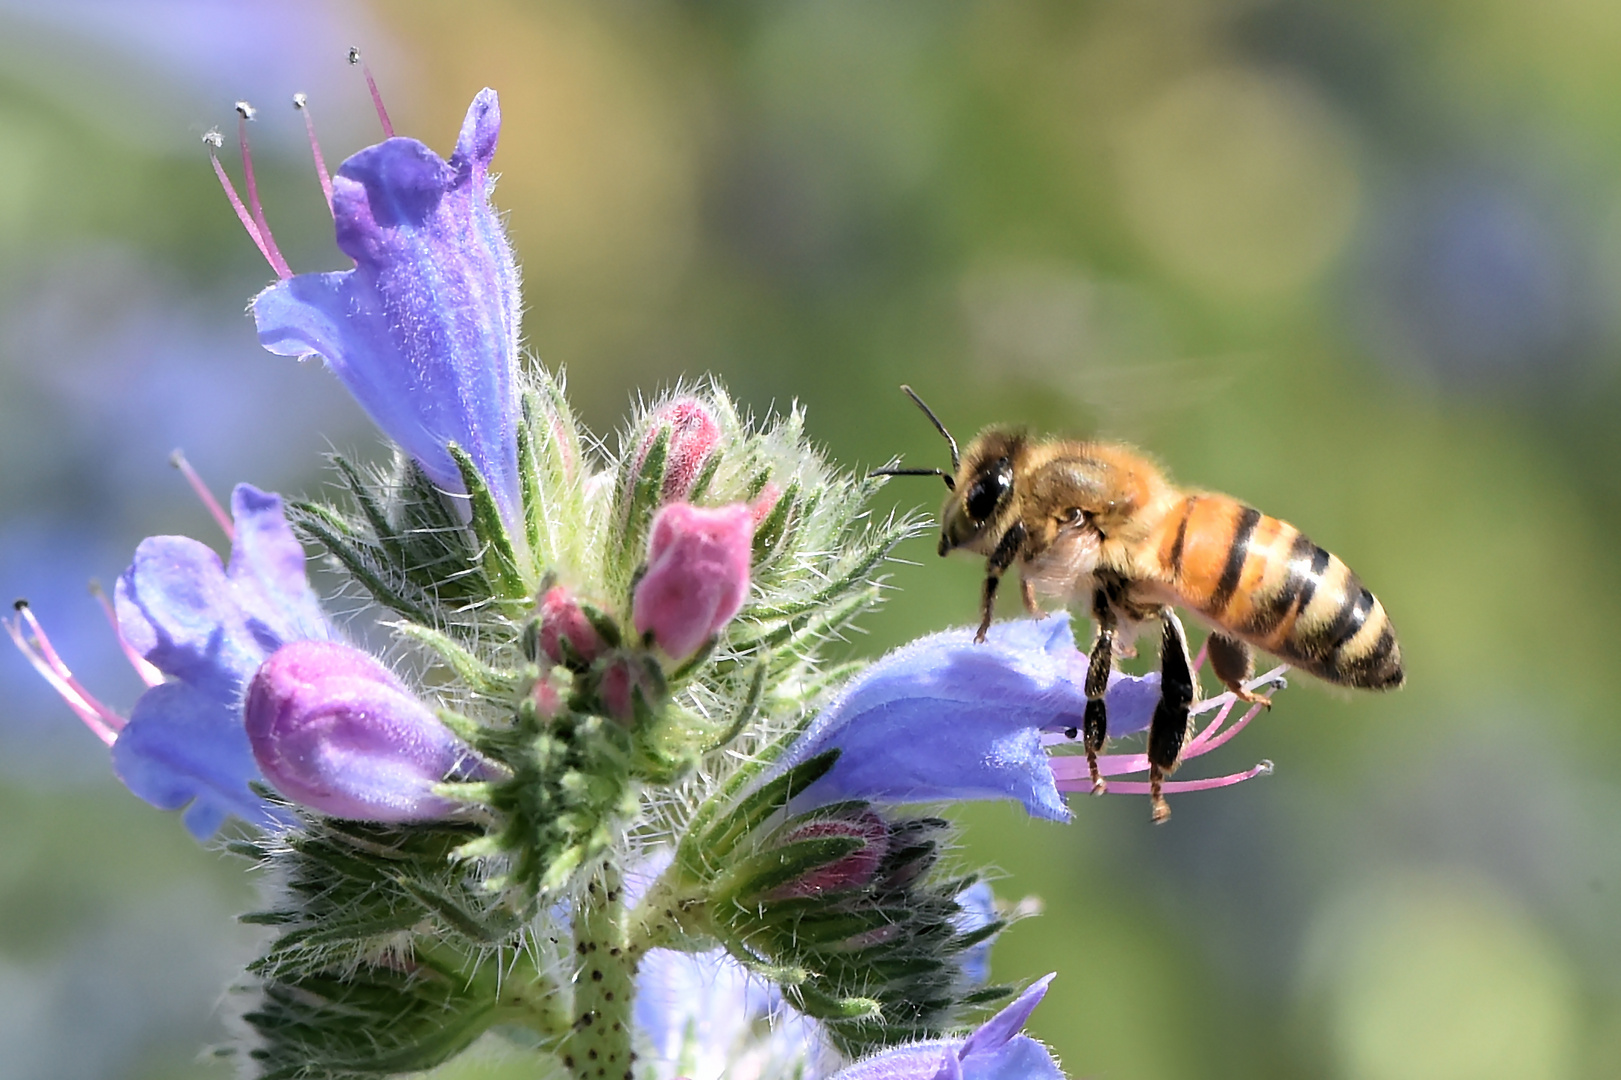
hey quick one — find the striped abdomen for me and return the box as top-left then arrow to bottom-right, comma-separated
1152,494 -> 1403,689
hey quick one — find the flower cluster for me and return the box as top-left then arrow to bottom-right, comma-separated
9,81 -> 1282,1080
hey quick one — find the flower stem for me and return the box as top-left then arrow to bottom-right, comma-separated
561,867 -> 638,1080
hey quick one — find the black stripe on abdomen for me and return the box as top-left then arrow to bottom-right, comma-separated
1207,506 -> 1261,615
1245,529 -> 1314,637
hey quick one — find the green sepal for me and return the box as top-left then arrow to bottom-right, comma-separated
447,442 -> 527,601
690,749 -> 840,871
750,479 -> 800,564
397,622 -> 526,699
785,983 -> 883,1022
611,424 -> 668,590
289,500 -> 436,626
715,834 -> 868,903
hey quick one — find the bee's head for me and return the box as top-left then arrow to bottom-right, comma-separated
939,431 -> 1021,555
870,386 -> 1020,556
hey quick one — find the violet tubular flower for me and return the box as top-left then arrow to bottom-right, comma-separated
245,639 -> 474,822
776,614 -> 1279,822
8,484 -> 332,837
249,88 -> 524,535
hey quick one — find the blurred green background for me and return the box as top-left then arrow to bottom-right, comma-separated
3,1 -> 1621,1077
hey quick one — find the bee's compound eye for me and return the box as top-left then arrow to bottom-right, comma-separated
965,457 -> 1012,523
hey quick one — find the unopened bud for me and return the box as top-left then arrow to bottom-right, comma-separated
597,653 -> 661,722
244,641 -> 472,822
768,809 -> 889,900
535,586 -> 609,669
636,398 -> 721,504
633,502 -> 753,662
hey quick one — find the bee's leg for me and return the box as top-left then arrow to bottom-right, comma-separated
1082,589 -> 1116,795
975,522 -> 1029,643
1206,632 -> 1271,705
1019,573 -> 1042,616
1147,609 -> 1197,824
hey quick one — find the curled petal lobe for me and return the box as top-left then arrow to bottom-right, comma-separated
252,89 -> 522,531
633,502 -> 754,661
245,640 -> 471,822
776,615 -> 1154,821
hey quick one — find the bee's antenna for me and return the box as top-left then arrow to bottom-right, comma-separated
899,384 -> 959,472
870,461 -> 955,491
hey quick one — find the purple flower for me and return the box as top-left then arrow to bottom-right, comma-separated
633,502 -> 754,662
6,484 -> 332,837
245,640 -> 470,822
251,89 -> 523,532
776,614 -> 1277,822
827,975 -> 1062,1080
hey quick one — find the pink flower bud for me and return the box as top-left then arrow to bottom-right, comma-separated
769,809 -> 890,900
633,502 -> 753,662
537,586 -> 608,667
637,398 -> 721,503
598,654 -> 657,722
244,641 -> 472,822
749,482 -> 782,526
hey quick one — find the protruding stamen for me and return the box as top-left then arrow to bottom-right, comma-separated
207,131 -> 281,275
1104,760 -> 1273,796
292,92 -> 334,215
170,450 -> 236,542
235,104 -> 293,279
89,581 -> 163,688
348,46 -> 394,138
1185,667 -> 1287,756
7,601 -> 124,745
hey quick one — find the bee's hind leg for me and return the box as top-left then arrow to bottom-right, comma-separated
1147,609 -> 1197,824
1082,589 -> 1116,795
1207,632 -> 1271,706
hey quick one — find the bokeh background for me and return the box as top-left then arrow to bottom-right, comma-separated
2,1 -> 1620,1077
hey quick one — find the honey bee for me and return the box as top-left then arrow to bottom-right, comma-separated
873,386 -> 1403,823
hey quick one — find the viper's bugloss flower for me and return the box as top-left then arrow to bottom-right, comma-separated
776,614 -> 1278,821
245,639 -> 473,822
8,485 -> 331,837
633,502 -> 753,661
827,974 -> 1062,1080
251,89 -> 523,532
637,397 -> 722,503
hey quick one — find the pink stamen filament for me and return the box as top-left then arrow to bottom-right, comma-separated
1100,761 -> 1274,796
90,582 -> 163,688
7,604 -> 124,744
293,93 -> 334,215
236,111 -> 293,279
170,450 -> 235,542
350,49 -> 394,138
1044,664 -> 1289,794
209,149 -> 281,275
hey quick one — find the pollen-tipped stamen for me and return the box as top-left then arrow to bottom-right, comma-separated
7,601 -> 124,745
206,130 -> 284,277
234,103 -> 293,279
170,450 -> 236,541
89,581 -> 163,688
292,93 -> 334,214
348,47 -> 394,138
